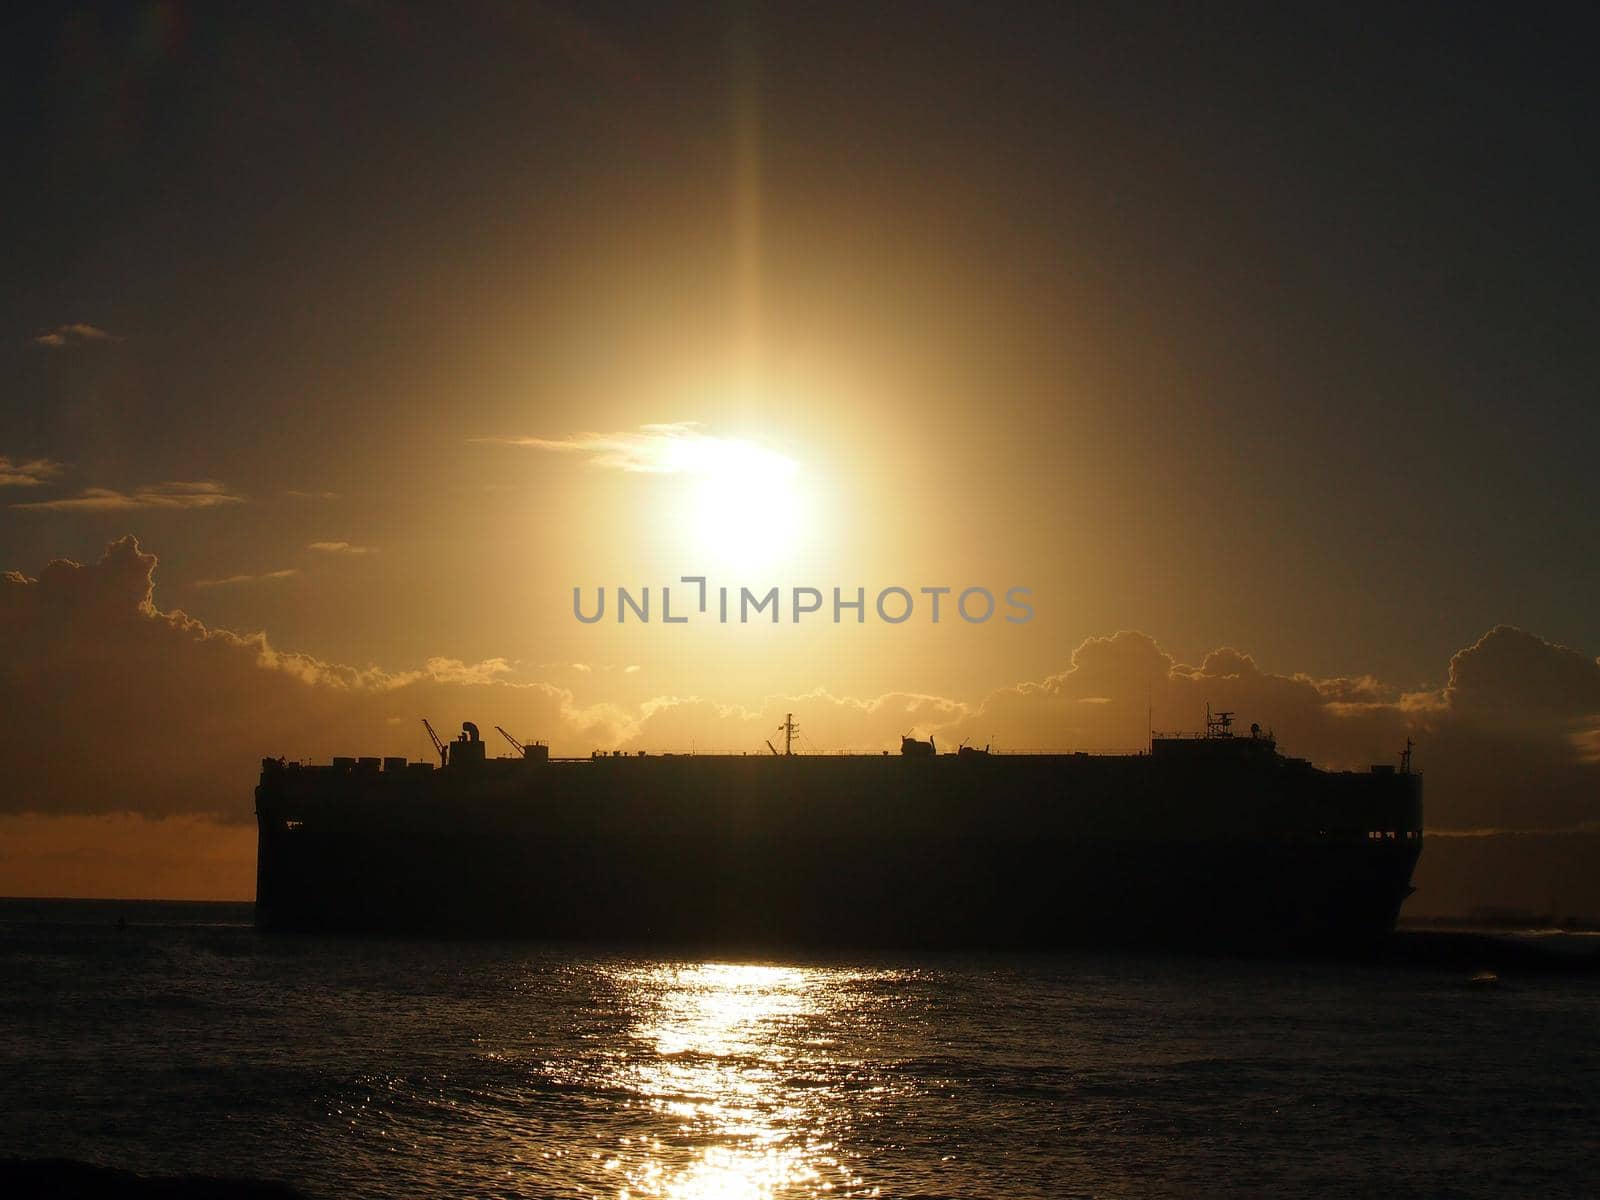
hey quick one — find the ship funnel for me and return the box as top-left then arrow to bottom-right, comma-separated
462,721 -> 480,742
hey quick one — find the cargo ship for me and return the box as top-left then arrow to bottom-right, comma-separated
254,709 -> 1422,949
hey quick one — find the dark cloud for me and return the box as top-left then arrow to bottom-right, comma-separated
1445,625 -> 1600,719
0,537 -> 628,820
922,628 -> 1600,834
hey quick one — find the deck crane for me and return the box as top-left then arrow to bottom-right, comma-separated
421,717 -> 447,766
495,726 -> 526,757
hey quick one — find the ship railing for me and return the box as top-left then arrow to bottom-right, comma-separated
570,747 -> 1156,758
524,749 -> 1160,760
272,746 -> 1161,767
980,747 -> 1150,756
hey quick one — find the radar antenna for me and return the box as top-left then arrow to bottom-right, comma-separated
1205,704 -> 1236,739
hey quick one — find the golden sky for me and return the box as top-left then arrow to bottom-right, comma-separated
3,3 -> 1598,909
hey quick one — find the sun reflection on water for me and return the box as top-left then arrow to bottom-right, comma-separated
596,962 -> 878,1199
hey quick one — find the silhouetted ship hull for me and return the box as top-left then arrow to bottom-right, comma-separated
256,716 -> 1423,950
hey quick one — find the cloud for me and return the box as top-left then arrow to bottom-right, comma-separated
2,537 -> 1598,914
472,422 -> 797,479
0,456 -> 64,487
919,627 -> 1600,832
32,322 -> 121,348
1444,624 -> 1600,719
285,490 -> 340,501
194,569 -> 298,588
1309,674 -> 1397,705
0,536 -> 630,821
415,657 -> 513,685
306,541 -> 378,555
13,481 -> 244,512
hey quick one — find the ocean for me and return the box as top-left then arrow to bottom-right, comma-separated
1,899 -> 1595,1198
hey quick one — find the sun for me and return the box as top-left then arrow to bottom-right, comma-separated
514,419 -> 817,573
680,438 -> 804,571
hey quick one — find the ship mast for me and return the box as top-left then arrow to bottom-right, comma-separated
778,712 -> 798,757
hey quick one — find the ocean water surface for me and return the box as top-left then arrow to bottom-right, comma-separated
1,899 -> 1595,1198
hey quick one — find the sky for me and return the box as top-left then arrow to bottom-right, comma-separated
3,1 -> 1598,910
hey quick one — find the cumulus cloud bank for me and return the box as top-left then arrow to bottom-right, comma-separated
0,537 -> 628,820
4,538 -> 1598,849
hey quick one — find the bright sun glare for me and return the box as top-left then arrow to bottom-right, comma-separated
680,439 -> 803,572
514,421 -> 813,572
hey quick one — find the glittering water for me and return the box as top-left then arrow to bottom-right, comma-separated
1,900 -> 1595,1198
